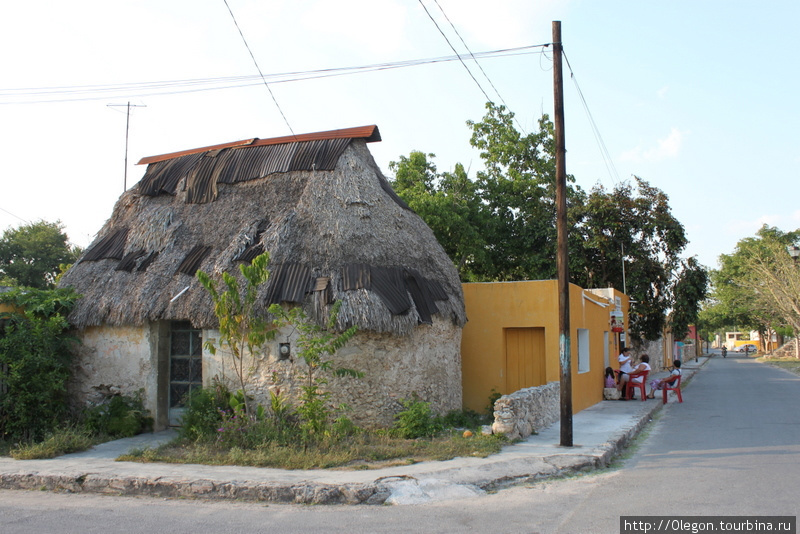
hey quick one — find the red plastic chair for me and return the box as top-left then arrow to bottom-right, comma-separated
663,374 -> 683,404
625,370 -> 648,401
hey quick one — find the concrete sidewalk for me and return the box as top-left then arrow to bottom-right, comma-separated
0,357 -> 708,505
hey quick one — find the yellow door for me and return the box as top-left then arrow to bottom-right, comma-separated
505,327 -> 546,393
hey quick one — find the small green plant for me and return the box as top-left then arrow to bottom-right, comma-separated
392,395 -> 443,439
178,381 -> 231,442
197,252 -> 276,417
82,391 -> 153,438
438,408 -> 489,429
269,301 -> 359,443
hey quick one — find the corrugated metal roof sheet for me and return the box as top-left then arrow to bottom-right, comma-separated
137,125 -> 380,166
83,228 -> 129,261
342,264 -> 448,322
265,263 -> 314,304
177,246 -> 212,275
138,137 -> 357,204
115,249 -> 146,272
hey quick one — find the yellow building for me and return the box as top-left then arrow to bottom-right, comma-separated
461,281 -> 628,414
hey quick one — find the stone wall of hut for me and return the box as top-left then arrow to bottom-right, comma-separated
205,316 -> 463,429
69,317 -> 463,432
68,324 -> 164,427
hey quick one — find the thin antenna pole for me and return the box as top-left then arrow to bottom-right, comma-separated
107,102 -> 146,191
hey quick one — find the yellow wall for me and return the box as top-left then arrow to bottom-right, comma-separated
461,281 -> 627,414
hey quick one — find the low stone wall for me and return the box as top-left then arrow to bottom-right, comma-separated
491,381 -> 560,440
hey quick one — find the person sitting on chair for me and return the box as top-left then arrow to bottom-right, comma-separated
620,354 -> 650,399
647,360 -> 682,399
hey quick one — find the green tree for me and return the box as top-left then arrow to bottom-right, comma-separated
467,103 -> 586,281
671,257 -> 710,340
710,225 -> 800,350
578,178 -> 691,341
0,220 -> 81,289
389,152 -> 489,280
269,301 -> 359,442
389,103 -> 702,342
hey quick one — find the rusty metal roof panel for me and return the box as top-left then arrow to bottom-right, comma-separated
138,138 -> 256,166
137,125 -> 379,166
137,130 -> 370,201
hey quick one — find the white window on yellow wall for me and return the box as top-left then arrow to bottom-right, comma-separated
577,328 -> 590,373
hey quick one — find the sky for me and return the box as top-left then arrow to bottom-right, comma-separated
2,0 -> 799,271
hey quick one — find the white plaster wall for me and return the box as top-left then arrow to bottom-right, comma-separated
204,316 -> 463,429
69,325 -> 157,418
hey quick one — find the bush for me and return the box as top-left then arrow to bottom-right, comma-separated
82,391 -> 153,438
391,395 -> 443,439
177,382 -> 231,442
438,408 -> 490,429
0,306 -> 76,442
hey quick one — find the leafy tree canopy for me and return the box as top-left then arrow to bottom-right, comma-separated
0,220 -> 82,289
390,102 -> 704,342
706,225 -> 800,339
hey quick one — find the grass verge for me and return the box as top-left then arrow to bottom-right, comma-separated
758,356 -> 800,377
119,430 -> 507,470
8,427 -> 105,460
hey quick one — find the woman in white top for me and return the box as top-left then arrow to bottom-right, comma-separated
616,348 -> 634,391
629,354 -> 651,383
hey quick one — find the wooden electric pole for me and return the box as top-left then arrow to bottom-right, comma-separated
553,20 -> 573,447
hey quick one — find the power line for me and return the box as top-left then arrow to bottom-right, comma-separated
222,0 -> 295,137
1,45 -> 550,105
0,206 -> 29,225
563,50 -> 621,185
431,2 -> 510,109
416,0 -> 493,103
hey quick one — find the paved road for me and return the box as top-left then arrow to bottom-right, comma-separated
1,354 -> 797,533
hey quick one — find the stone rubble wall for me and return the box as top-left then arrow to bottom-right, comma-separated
206,315 -> 463,429
68,325 -> 158,417
491,381 -> 560,440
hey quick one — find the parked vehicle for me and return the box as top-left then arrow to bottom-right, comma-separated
735,343 -> 758,352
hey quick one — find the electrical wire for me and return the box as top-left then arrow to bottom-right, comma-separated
563,50 -> 621,185
0,46 -> 549,105
222,0 -> 295,137
431,0 -> 526,133
416,0 -> 493,103
0,206 -> 29,224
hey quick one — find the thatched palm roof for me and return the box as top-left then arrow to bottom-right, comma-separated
60,126 -> 466,336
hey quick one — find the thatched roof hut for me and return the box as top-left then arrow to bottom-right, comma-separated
60,125 -> 466,336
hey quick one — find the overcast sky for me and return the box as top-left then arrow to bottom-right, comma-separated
2,0 -> 799,270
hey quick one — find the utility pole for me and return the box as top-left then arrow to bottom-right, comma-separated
553,20 -> 573,447
107,102 -> 146,191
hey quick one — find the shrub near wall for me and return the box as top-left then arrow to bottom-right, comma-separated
0,288 -> 78,442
